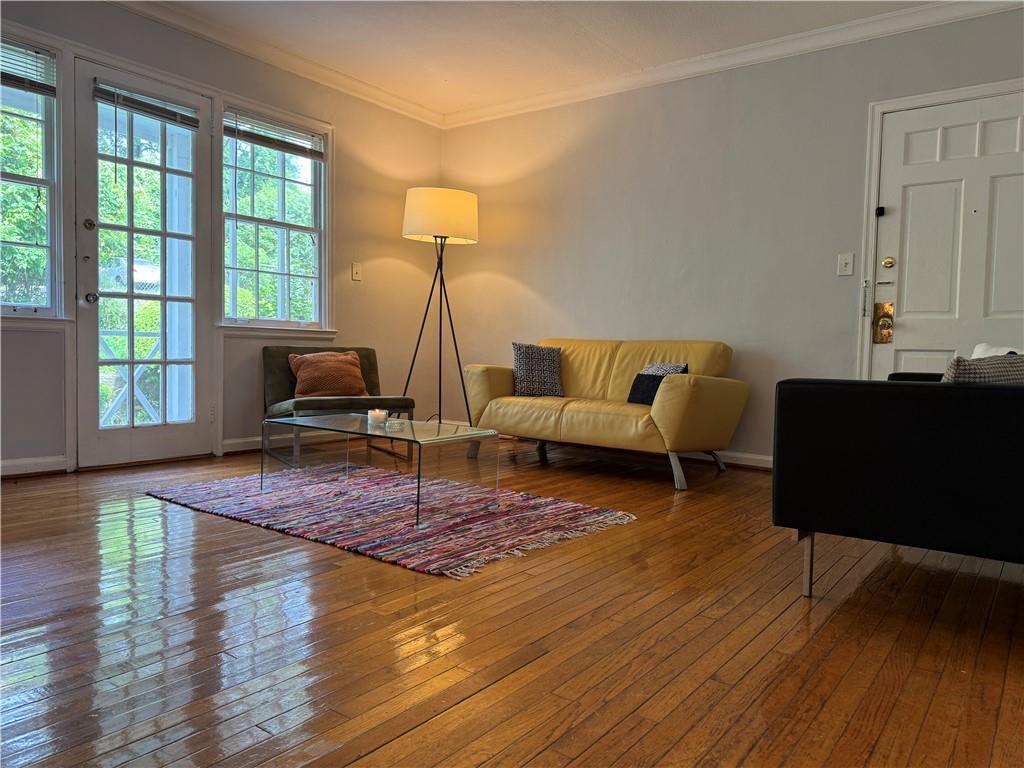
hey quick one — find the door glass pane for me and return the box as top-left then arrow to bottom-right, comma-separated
132,114 -> 162,165
98,297 -> 128,360
98,160 -> 128,225
97,103 -> 128,158
166,364 -> 194,422
91,94 -> 197,434
132,234 -> 161,294
133,364 -> 162,425
133,298 -> 161,359
166,124 -> 192,171
133,166 -> 162,230
166,301 -> 193,360
166,238 -> 192,297
166,173 -> 192,234
99,365 -> 130,428
98,229 -> 128,291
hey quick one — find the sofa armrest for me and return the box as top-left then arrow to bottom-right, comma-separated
649,374 -> 750,453
464,364 -> 514,426
773,378 -> 1024,564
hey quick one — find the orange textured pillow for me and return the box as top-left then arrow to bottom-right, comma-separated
288,351 -> 369,398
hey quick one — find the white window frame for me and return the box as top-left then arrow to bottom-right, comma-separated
218,101 -> 331,331
1,35 -> 62,318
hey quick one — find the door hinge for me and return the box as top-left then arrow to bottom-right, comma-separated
861,280 -> 871,317
209,402 -> 216,424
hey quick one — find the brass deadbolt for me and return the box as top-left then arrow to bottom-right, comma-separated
881,256 -> 896,269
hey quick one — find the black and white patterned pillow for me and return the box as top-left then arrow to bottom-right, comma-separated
942,354 -> 1024,385
513,343 -> 564,397
641,362 -> 689,376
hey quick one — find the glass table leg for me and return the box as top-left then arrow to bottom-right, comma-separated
415,444 -> 424,529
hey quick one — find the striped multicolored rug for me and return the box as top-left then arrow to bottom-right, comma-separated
147,463 -> 635,578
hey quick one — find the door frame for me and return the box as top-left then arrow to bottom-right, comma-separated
855,77 -> 1024,380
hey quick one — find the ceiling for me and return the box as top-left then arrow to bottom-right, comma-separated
128,1 -> 997,126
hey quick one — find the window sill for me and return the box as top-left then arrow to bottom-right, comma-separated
218,323 -> 338,339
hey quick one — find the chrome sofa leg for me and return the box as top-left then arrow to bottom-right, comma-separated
706,451 -> 726,471
797,530 -> 814,597
536,441 -> 549,463
292,427 -> 301,465
668,452 -> 687,490
467,440 -> 480,459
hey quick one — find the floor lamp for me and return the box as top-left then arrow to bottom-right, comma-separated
401,187 -> 478,424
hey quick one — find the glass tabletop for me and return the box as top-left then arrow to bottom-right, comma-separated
264,414 -> 497,446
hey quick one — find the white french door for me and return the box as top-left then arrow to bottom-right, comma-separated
869,90 -> 1024,378
75,60 -> 213,466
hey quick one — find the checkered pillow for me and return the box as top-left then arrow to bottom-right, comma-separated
641,362 -> 689,376
513,343 -> 563,397
942,354 -> 1024,385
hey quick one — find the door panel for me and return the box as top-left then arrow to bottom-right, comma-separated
76,61 -> 212,466
870,91 -> 1024,379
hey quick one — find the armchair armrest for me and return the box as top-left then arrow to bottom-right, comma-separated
464,364 -> 514,426
649,374 -> 750,453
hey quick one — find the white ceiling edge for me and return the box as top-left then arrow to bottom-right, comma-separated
116,1 -> 1015,132
442,1 -> 1017,128
116,0 -> 446,127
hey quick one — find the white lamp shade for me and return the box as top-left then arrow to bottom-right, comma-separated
402,187 -> 478,244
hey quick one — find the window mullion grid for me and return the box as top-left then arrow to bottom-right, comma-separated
125,107 -> 136,427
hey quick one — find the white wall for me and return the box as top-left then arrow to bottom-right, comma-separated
0,1 -> 443,467
440,9 -> 1024,461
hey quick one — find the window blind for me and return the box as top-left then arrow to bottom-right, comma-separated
93,81 -> 199,129
223,110 -> 324,159
1,38 -> 57,98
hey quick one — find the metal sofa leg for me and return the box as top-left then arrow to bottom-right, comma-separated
292,427 -> 301,465
536,441 -> 549,463
467,440 -> 480,459
668,452 -> 687,490
797,530 -> 814,597
706,451 -> 726,471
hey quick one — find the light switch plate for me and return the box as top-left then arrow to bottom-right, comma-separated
351,261 -> 363,281
837,252 -> 854,276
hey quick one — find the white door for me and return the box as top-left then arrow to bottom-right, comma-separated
869,91 -> 1024,379
75,60 -> 213,466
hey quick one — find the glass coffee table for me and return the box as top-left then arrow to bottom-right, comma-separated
261,414 -> 500,528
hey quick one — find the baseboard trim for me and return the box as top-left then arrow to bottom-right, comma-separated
687,450 -> 773,471
1,455 -> 68,477
223,430 -> 357,453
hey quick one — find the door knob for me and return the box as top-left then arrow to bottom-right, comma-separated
85,292 -> 99,303
881,256 -> 896,269
877,317 -> 893,331
83,218 -> 96,231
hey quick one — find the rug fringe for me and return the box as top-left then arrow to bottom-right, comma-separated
441,511 -> 636,579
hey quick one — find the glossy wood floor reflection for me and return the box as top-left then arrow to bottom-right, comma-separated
2,441 -> 1022,768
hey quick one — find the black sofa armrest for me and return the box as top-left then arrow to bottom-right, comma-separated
773,378 -> 1024,565
887,371 -> 944,382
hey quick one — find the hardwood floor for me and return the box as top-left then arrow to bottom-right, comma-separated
1,440 -> 1021,767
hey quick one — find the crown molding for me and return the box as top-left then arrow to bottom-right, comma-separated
115,1 -> 1015,132
441,1 -> 1017,128
115,1 -> 445,128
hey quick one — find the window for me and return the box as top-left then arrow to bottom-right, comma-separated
222,111 -> 324,325
1,38 -> 58,313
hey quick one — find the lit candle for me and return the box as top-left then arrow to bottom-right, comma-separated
368,409 -> 388,425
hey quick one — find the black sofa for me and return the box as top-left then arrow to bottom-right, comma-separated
773,375 -> 1024,596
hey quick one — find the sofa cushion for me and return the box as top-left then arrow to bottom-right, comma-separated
267,396 -> 415,418
607,341 -> 732,401
478,396 -> 574,441
559,398 -> 666,454
538,339 -> 621,400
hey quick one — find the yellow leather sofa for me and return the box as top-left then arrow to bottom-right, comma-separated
464,339 -> 750,489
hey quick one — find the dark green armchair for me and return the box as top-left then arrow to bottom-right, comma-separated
262,345 -> 415,418
263,346 -> 415,463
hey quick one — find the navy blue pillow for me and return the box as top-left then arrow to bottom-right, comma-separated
627,364 -> 689,405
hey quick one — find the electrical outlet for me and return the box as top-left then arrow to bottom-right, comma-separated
837,252 -> 855,276
351,262 -> 363,281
